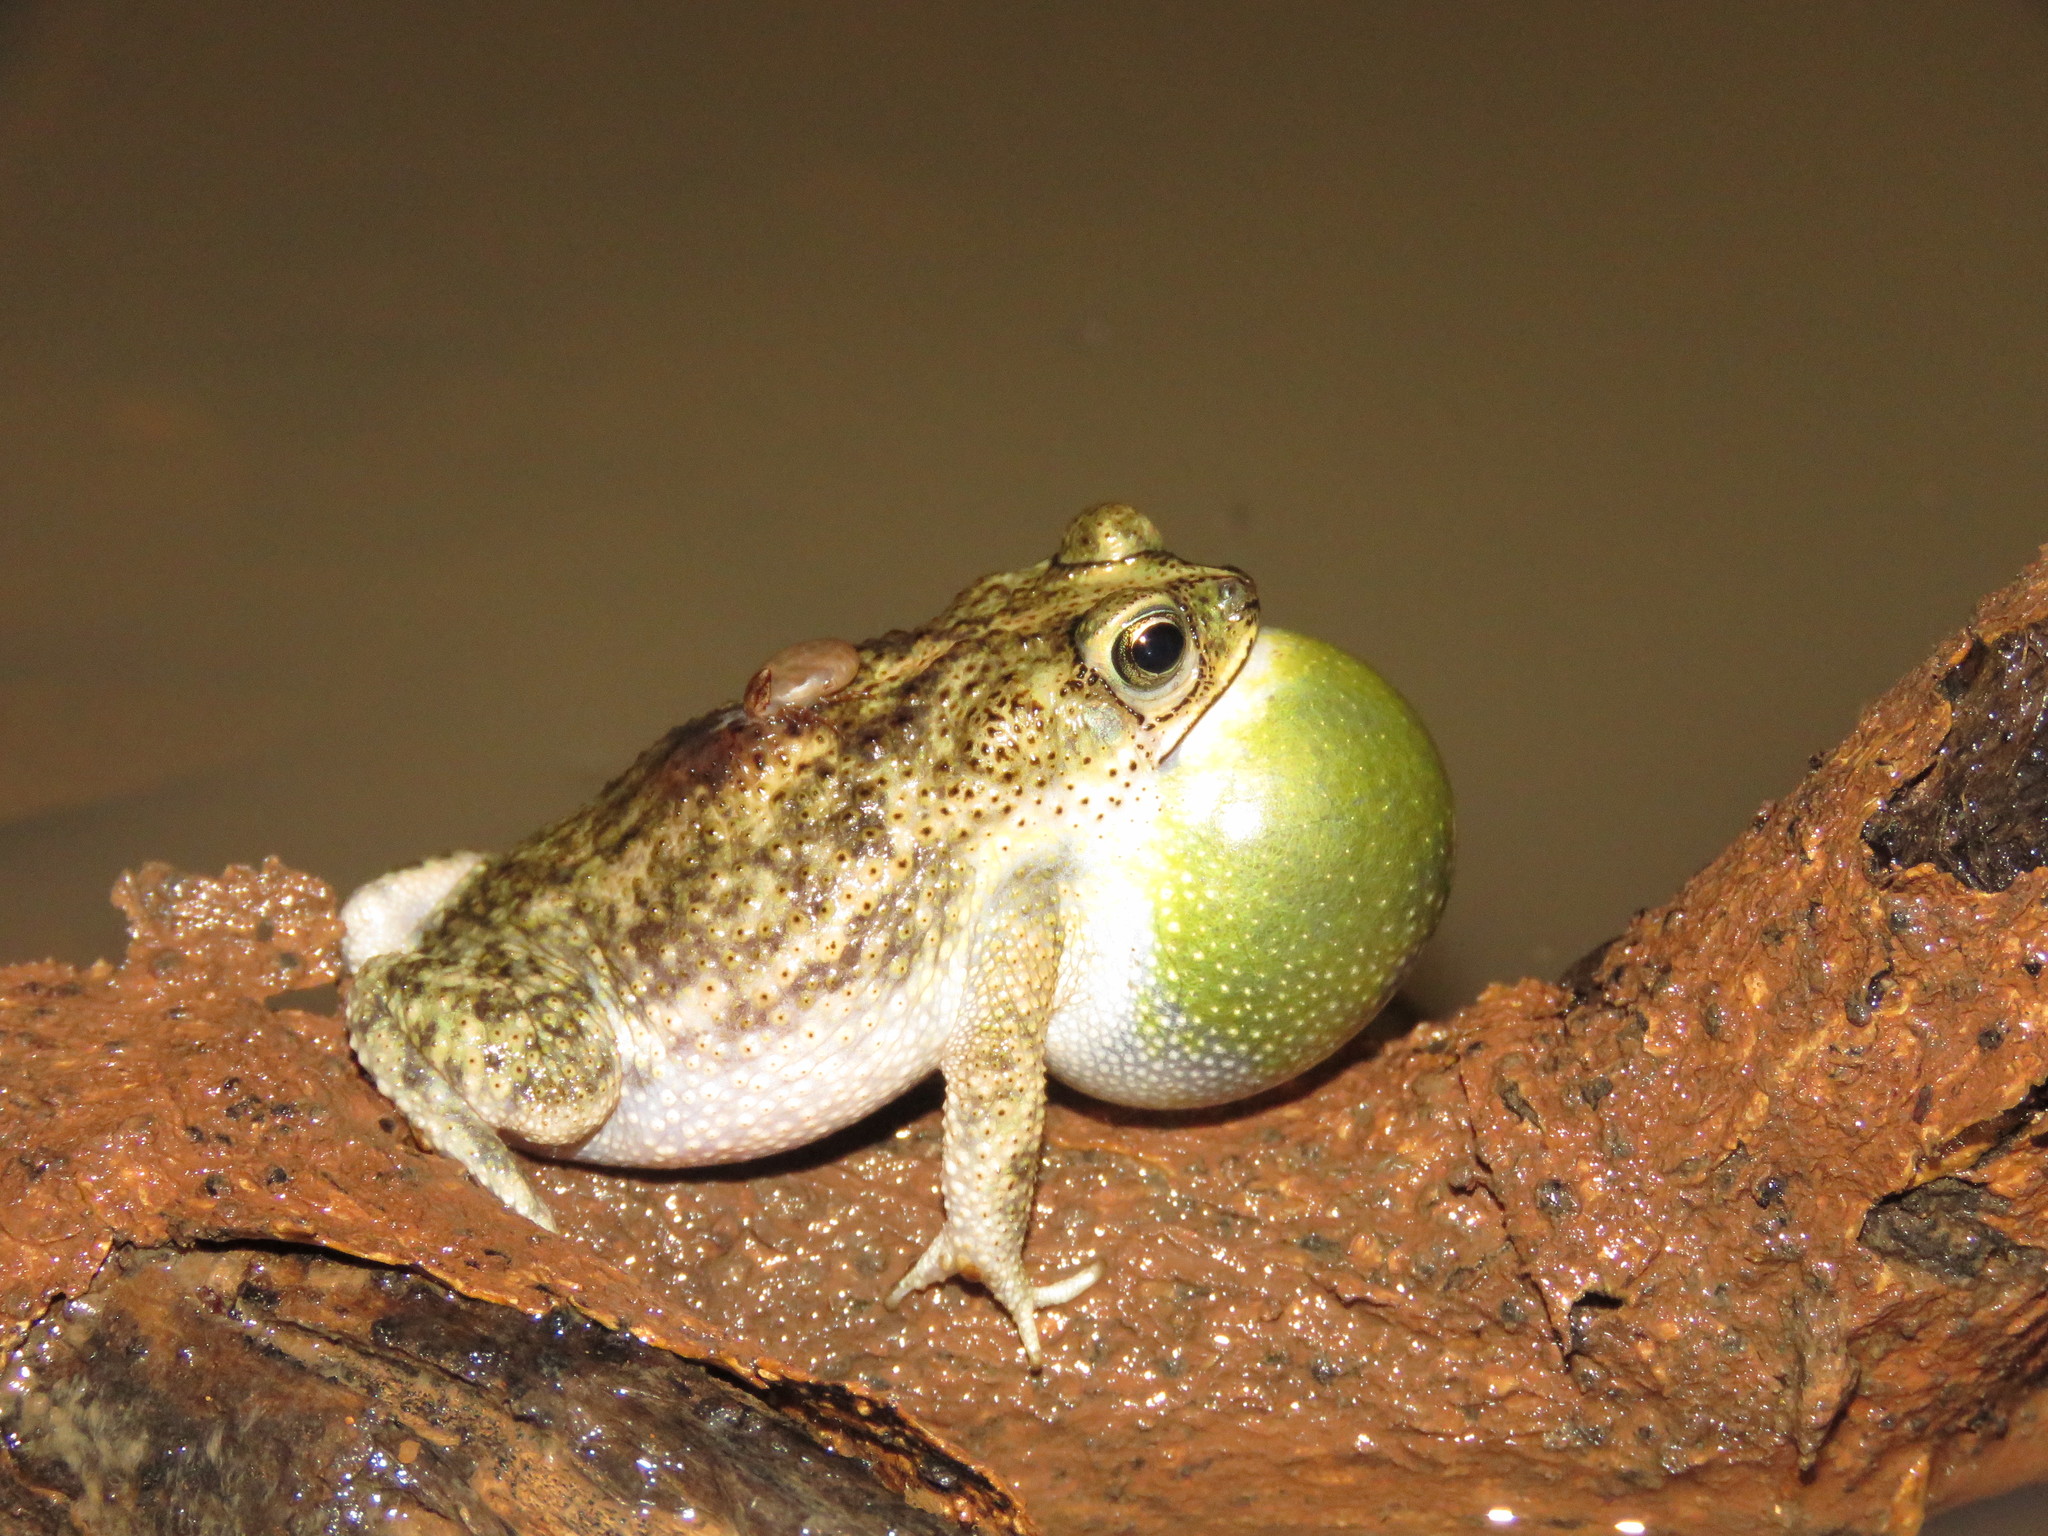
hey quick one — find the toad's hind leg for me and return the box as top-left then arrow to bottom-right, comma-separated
347,945 -> 624,1232
885,869 -> 1104,1367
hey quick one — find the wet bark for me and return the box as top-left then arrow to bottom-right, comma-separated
6,1246 -> 982,1536
11,551 -> 2048,1534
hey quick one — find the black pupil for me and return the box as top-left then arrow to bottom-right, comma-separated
1126,617 -> 1186,678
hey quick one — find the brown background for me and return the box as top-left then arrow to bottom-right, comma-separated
1,6 -> 2045,1528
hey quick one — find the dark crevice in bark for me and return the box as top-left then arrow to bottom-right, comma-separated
1859,1179 -> 2044,1285
1867,624 -> 2048,892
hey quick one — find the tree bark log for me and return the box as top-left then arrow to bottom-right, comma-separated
10,552 -> 2048,1534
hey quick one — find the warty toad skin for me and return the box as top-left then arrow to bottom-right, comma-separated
342,504 -> 1452,1365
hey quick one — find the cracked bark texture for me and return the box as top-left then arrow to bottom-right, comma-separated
10,552 -> 2048,1533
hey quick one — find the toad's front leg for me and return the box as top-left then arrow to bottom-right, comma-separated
885,870 -> 1103,1367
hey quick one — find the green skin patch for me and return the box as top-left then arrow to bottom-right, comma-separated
1131,628 -> 1452,1104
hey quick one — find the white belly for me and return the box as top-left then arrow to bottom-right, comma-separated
571,928 -> 964,1168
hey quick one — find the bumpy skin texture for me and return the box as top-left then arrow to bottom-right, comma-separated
345,504 -> 1450,1363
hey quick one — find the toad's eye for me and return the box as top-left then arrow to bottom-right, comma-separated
1114,611 -> 1188,687
1075,592 -> 1212,727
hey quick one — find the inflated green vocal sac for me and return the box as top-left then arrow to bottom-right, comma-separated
339,502 -> 1453,1366
1122,623 -> 1453,1105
